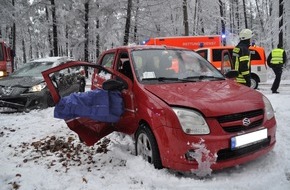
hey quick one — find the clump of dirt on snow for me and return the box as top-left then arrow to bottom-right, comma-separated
12,135 -> 111,172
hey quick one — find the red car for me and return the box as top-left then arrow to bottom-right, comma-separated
42,45 -> 276,172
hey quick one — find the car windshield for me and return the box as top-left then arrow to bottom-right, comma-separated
11,61 -> 54,77
131,49 -> 224,83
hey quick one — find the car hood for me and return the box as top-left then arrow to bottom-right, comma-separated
0,76 -> 43,88
144,80 -> 264,117
0,76 -> 44,96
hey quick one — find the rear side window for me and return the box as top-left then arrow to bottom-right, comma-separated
250,50 -> 262,60
212,49 -> 233,62
100,53 -> 115,68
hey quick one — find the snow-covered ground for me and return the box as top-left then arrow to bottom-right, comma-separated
0,69 -> 290,190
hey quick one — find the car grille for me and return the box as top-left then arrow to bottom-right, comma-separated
216,137 -> 271,161
217,109 -> 264,133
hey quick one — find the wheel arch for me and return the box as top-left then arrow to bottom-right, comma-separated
250,72 -> 260,89
251,72 -> 260,83
135,119 -> 164,169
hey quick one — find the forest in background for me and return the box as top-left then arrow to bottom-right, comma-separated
0,0 -> 289,67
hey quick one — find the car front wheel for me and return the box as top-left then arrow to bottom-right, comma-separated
46,92 -> 55,107
135,123 -> 163,169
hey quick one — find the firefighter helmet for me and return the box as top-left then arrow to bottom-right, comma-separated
239,29 -> 253,40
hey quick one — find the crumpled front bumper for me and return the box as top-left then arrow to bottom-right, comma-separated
0,90 -> 50,113
0,100 -> 25,112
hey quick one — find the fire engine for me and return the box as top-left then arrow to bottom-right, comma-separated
0,39 -> 14,78
143,35 -> 222,49
143,35 -> 267,89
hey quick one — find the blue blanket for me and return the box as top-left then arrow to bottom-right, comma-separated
54,89 -> 124,122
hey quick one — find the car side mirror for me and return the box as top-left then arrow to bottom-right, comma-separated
102,79 -> 127,91
225,70 -> 239,78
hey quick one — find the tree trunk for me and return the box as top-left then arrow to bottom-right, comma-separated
278,0 -> 283,47
242,0 -> 248,28
50,0 -> 58,56
28,28 -> 33,59
123,0 -> 132,45
84,1 -> 89,61
254,0 -> 265,34
45,6 -> 53,56
235,0 -> 240,31
133,0 -> 139,43
22,39 -> 26,63
96,3 -> 100,58
11,0 -> 16,71
84,0 -> 90,77
65,25 -> 69,56
183,0 -> 189,36
96,19 -> 100,58
193,0 -> 198,35
199,2 -> 204,34
219,0 -> 226,45
229,1 -> 233,33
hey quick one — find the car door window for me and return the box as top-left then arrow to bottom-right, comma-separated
101,53 -> 115,68
212,49 -> 233,62
53,63 -> 76,97
221,50 -> 233,74
96,53 -> 115,81
117,52 -> 134,81
250,50 -> 261,60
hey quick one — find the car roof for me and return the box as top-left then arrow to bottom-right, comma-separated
108,45 -> 190,51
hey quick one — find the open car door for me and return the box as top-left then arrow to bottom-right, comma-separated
42,61 -> 133,146
220,49 -> 233,74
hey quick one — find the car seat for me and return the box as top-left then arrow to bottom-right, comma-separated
158,55 -> 175,77
120,61 -> 133,81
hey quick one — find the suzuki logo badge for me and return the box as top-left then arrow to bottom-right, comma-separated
242,118 -> 251,126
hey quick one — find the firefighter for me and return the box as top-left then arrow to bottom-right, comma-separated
232,29 -> 254,87
267,44 -> 287,94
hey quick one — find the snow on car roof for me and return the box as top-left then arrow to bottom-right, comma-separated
31,56 -> 68,63
30,56 -> 73,67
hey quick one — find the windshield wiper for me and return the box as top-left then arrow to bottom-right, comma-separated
185,75 -> 225,80
142,77 -> 181,82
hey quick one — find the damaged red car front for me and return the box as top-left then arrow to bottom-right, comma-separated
42,45 -> 276,175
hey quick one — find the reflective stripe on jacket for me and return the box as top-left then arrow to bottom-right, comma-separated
271,48 -> 284,65
233,47 -> 250,84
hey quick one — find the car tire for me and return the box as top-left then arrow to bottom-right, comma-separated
250,76 -> 259,89
47,93 -> 55,107
135,123 -> 163,169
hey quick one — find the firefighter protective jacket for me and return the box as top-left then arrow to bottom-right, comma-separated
232,40 -> 251,85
